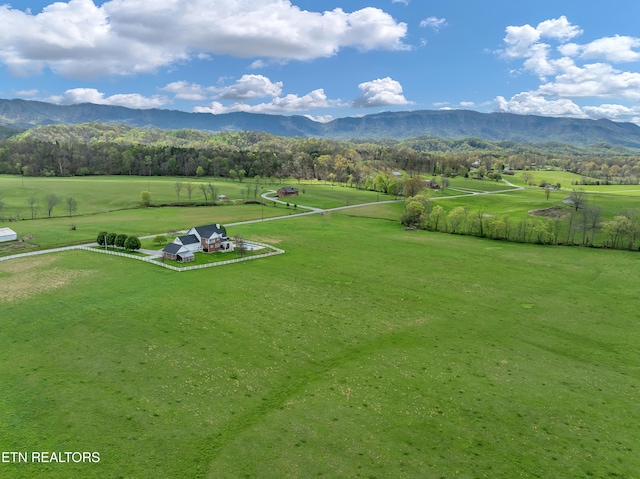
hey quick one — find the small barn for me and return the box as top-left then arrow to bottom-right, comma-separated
162,243 -> 195,262
277,186 -> 299,197
0,227 -> 17,243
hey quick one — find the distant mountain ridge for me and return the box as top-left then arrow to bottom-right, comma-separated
2,98 -> 640,148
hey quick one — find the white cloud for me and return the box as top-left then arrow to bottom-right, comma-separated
502,24 -> 543,59
495,93 -> 640,125
46,88 -> 168,109
538,63 -> 640,100
420,17 -> 447,31
536,16 -> 583,42
459,101 -> 475,108
249,60 -> 267,69
392,0 -> 410,5
192,101 -> 227,114
352,77 -> 411,108
194,88 -> 345,115
581,35 -> 640,63
582,104 -> 640,123
14,89 -> 39,97
501,16 -> 581,61
160,81 -> 210,101
494,92 -> 586,118
304,114 -> 334,123
557,42 -> 581,57
0,0 -> 408,79
497,16 -> 640,124
213,75 -> 283,100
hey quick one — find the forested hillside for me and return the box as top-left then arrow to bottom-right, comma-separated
1,123 -> 640,184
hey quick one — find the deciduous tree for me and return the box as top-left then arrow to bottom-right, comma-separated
66,197 -> 77,217
97,231 -> 108,246
124,236 -> 141,251
104,232 -> 116,246
45,193 -> 60,218
140,191 -> 152,207
199,183 -> 209,203
184,182 -> 195,202
115,234 -> 128,248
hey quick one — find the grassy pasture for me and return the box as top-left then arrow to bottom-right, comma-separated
273,184 -> 385,209
0,205 -> 287,254
0,175 -> 383,256
1,206 -> 639,478
506,169 -> 583,188
0,175 -> 384,220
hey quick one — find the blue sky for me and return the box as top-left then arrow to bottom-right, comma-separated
1,0 -> 640,124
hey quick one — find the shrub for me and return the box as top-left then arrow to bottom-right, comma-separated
124,236 -> 141,251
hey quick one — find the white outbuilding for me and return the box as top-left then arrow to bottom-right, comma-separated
0,227 -> 18,242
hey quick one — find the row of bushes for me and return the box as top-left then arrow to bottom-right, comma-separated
96,231 -> 141,251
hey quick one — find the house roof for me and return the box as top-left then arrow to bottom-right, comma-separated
176,234 -> 199,245
163,243 -> 184,254
191,223 -> 226,239
177,251 -> 194,259
278,186 -> 298,193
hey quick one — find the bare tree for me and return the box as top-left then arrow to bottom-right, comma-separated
175,181 -> 183,202
234,235 -> 246,257
66,197 -> 77,217
586,205 -> 603,245
45,193 -> 60,218
199,183 -> 209,204
184,182 -> 195,202
569,188 -> 587,211
27,196 -> 38,219
207,182 -> 219,204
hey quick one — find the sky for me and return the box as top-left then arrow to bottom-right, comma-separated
1,0 -> 640,124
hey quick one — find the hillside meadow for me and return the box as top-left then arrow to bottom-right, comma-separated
1,202 -> 639,478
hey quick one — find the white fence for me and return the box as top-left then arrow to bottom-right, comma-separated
0,246 -> 81,262
0,241 -> 284,272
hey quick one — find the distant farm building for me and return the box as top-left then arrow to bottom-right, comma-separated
0,227 -> 17,243
277,186 -> 299,197
425,180 -> 440,189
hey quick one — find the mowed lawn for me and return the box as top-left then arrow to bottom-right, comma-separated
1,208 -> 639,479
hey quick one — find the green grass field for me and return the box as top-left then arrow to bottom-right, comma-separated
1,188 -> 640,478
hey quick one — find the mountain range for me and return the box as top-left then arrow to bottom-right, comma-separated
2,98 -> 640,148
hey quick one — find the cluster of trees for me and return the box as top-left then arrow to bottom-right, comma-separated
0,191 -> 78,222
2,125 -> 640,184
173,181 -> 223,203
402,195 -> 561,244
401,190 -> 640,251
96,231 -> 141,251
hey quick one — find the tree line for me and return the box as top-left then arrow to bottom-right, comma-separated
96,231 -> 141,251
2,124 -> 640,184
401,189 -> 640,251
